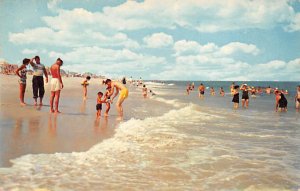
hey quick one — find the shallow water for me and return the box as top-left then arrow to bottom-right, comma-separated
0,81 -> 300,190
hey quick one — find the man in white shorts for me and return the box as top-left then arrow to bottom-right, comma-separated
49,58 -> 64,113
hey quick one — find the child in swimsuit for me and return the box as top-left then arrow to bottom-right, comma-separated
96,92 -> 105,118
232,85 -> 240,109
104,87 -> 112,117
82,76 -> 91,100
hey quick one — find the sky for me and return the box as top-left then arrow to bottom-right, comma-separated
0,0 -> 300,81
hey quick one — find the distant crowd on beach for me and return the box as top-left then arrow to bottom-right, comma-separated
186,82 -> 300,112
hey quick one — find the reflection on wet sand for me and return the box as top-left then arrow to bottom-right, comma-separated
48,114 -> 57,137
80,100 -> 87,113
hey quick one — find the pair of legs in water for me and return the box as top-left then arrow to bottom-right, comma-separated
50,90 -> 61,113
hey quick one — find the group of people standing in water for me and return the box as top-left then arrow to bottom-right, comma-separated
187,82 -> 300,112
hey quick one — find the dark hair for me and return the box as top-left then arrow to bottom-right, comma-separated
23,58 -> 30,65
86,76 -> 91,80
97,92 -> 103,96
105,79 -> 111,84
57,58 -> 63,64
234,85 -> 240,89
34,55 -> 40,59
143,85 -> 146,87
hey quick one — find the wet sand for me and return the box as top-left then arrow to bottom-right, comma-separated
0,74 -> 166,167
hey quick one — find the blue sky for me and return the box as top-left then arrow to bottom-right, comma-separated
0,0 -> 300,80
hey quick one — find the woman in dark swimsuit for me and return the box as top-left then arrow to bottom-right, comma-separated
240,84 -> 250,108
232,85 -> 240,109
278,92 -> 288,112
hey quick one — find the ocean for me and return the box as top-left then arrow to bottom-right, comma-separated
0,80 -> 299,190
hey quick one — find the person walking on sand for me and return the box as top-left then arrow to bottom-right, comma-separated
105,79 -> 129,120
29,56 -> 48,106
15,58 -> 30,106
295,85 -> 300,112
81,76 -> 91,100
198,83 -> 205,98
49,58 -> 63,113
142,84 -> 148,98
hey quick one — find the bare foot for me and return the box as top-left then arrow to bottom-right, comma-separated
55,110 -> 61,114
50,109 -> 55,113
39,102 -> 43,106
116,116 -> 123,121
104,113 -> 109,117
20,102 -> 26,106
34,102 -> 38,106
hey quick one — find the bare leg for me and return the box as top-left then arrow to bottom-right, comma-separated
105,103 -> 110,116
242,99 -> 245,108
116,96 -> 126,118
54,90 -> 61,113
34,98 -> 38,106
83,87 -> 87,100
246,99 -> 249,108
19,84 -> 26,106
50,91 -> 55,113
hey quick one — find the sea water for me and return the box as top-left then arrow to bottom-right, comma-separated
0,81 -> 299,190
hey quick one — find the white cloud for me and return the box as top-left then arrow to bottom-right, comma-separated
35,0 -> 298,33
98,0 -> 295,32
285,13 -> 300,32
219,42 -> 260,56
48,46 -> 166,74
21,49 -> 39,55
174,40 -> 259,56
9,27 -> 140,49
143,33 -> 174,48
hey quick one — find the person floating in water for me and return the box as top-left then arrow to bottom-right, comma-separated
232,85 -> 240,109
240,84 -> 250,109
81,76 -> 91,100
219,87 -> 225,97
49,58 -> 64,114
275,90 -> 288,112
198,83 -> 205,99
142,84 -> 148,98
295,85 -> 300,112
105,79 -> 129,120
15,58 -> 30,106
30,56 -> 48,106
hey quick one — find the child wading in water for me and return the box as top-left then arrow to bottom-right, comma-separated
15,58 -> 30,106
104,87 -> 112,117
82,76 -> 91,100
232,85 -> 240,109
96,92 -> 106,118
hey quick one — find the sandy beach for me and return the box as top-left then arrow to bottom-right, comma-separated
0,74 -> 170,167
